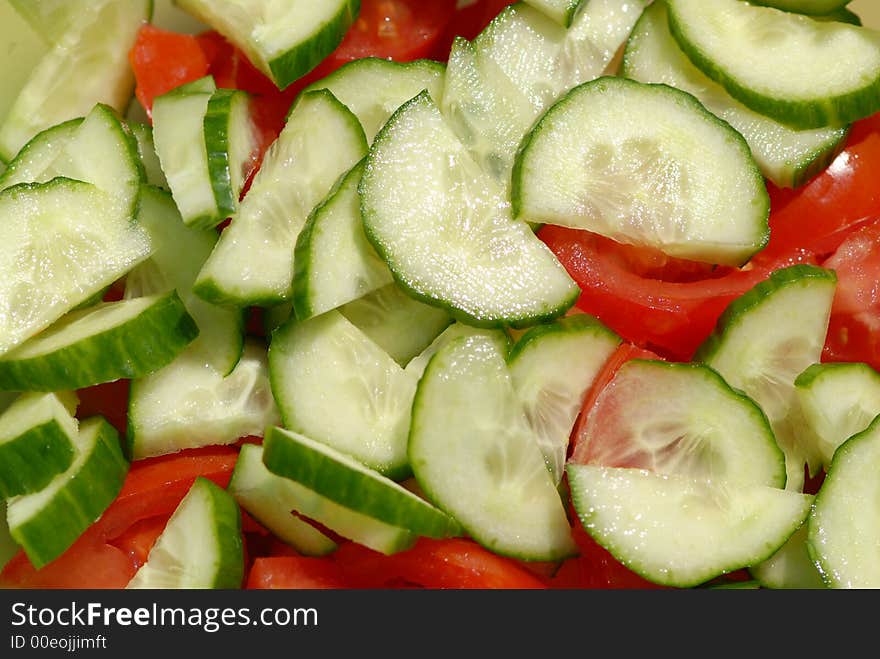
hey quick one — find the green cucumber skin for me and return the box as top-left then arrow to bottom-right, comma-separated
749,0 -> 852,16
0,292 -> 200,392
9,417 -> 128,569
261,426 -> 461,539
0,118 -> 83,191
0,420 -> 76,499
694,264 -> 838,363
666,1 -> 880,130
202,88 -> 249,225
197,476 -> 245,589
507,313 -> 619,364
268,0 -> 361,89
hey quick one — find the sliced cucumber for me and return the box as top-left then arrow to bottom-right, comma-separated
567,464 -> 812,588
194,89 -> 367,306
795,362 -> 880,471
696,265 -> 837,490
574,359 -> 787,488
513,76 -> 770,266
360,91 -> 579,328
126,185 -> 244,375
262,426 -> 461,539
301,57 -> 447,144
404,322 -> 511,381
127,340 -> 279,460
292,161 -> 393,321
231,444 -> 417,556
523,0 -> 588,27
808,414 -> 880,588
338,284 -> 453,368
126,476 -> 244,589
0,0 -> 151,162
749,522 -> 826,589
622,1 -> 848,189
9,0 -> 88,43
175,0 -> 360,90
130,122 -> 169,189
152,81 -> 256,229
0,292 -> 196,392
6,416 -> 129,569
666,0 -> 880,129
409,333 -> 577,561
0,501 -> 19,572
0,392 -> 79,498
750,0 -> 853,15
508,314 -> 620,483
0,178 -> 153,356
0,119 -> 83,192
269,310 -> 418,479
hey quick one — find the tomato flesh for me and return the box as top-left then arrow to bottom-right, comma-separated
247,556 -> 348,589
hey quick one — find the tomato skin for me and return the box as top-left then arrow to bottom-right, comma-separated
333,538 -> 548,589
247,556 -> 348,589
129,24 -> 210,118
109,514 -> 170,569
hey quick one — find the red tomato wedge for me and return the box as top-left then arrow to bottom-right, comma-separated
247,556 -> 348,589
109,514 -> 170,570
333,538 -> 548,589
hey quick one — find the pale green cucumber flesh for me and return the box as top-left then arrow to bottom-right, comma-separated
508,313 -> 621,483
621,1 -> 848,189
750,0 -> 853,16
574,359 -> 787,488
360,91 -> 579,328
268,310 -> 416,479
523,0 -> 588,27
409,334 -> 577,561
6,416 -> 129,569
568,464 -> 813,588
127,476 -> 244,589
0,119 -> 83,192
262,426 -> 461,539
0,392 -> 79,498
807,415 -> 880,588
194,89 -> 367,306
749,522 -> 826,589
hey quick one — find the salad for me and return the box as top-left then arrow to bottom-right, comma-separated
0,0 -> 879,590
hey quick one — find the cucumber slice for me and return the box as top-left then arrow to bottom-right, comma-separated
666,0 -> 880,129
622,1 -> 848,189
301,57 -> 446,144
512,76 -> 770,266
292,161 -> 393,321
409,333 -> 577,561
0,0 -> 151,162
130,122 -> 169,189
262,426 -> 461,539
523,0 -> 588,27
338,284 -> 453,368
696,265 -> 837,490
127,340 -> 280,460
0,119 -> 83,192
0,292 -> 198,392
749,522 -> 826,589
573,359 -> 787,488
0,178 -> 153,356
0,392 -> 79,498
360,91 -> 579,328
808,414 -> 880,588
404,322 -> 511,382
194,89 -> 367,306
508,314 -> 621,483
819,6 -> 861,25
229,444 -> 338,556
0,501 -> 19,572
231,444 -> 416,555
126,185 -> 244,375
9,0 -> 88,43
269,310 -> 418,479
795,362 -> 880,470
0,2 -> 47,159
751,0 -> 852,15
6,416 -> 128,569
152,82 -> 256,229
126,476 -> 244,589
175,0 -> 360,90
567,464 -> 813,588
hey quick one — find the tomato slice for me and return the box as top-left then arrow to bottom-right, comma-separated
540,226 -> 816,361
109,513 -> 170,570
246,556 -> 348,589
129,24 -> 211,119
76,378 -> 131,436
333,538 -> 548,589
